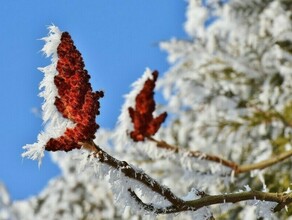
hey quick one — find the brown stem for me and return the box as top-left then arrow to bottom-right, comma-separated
147,137 -> 292,175
82,141 -> 187,208
130,188 -> 292,214
146,137 -> 239,171
127,189 -> 192,214
82,141 -> 292,215
236,149 -> 292,173
185,191 -> 292,213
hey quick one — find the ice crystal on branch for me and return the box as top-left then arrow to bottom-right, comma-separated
22,26 -> 103,164
128,70 -> 167,141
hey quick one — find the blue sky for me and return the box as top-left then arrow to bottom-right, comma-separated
0,1 -> 187,200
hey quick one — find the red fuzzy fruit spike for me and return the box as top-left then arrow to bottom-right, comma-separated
45,32 -> 103,152
128,71 -> 167,142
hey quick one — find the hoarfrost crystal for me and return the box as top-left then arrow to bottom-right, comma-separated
22,25 -> 74,166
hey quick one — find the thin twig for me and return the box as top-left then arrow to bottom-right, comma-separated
236,150 -> 292,173
147,137 -> 292,174
146,137 -> 238,171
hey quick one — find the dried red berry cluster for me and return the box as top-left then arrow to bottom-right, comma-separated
45,32 -> 104,152
128,71 -> 167,142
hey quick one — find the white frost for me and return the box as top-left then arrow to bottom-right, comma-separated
22,25 -> 75,166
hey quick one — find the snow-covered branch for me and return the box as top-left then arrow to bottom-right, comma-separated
82,141 -> 186,210
83,140 -> 292,215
